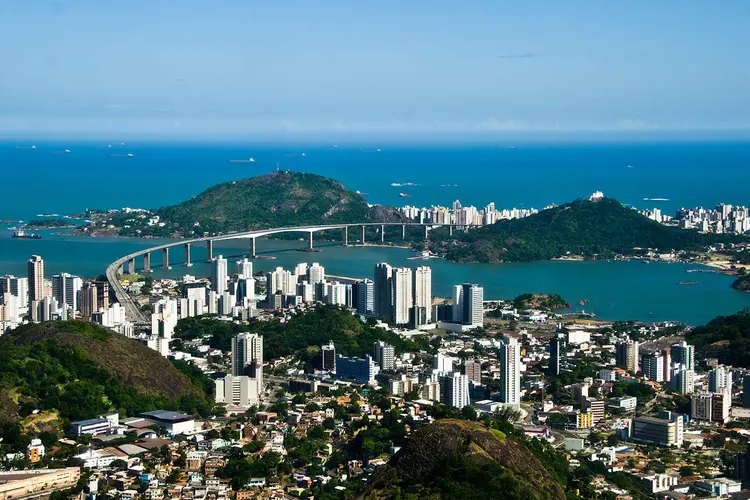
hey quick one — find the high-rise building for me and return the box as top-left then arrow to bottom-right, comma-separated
211,255 -> 228,294
80,281 -> 99,318
499,337 -> 521,404
464,359 -> 482,384
631,415 -> 683,447
581,398 -> 606,424
452,283 -> 484,326
266,267 -> 294,295
335,354 -> 378,385
215,374 -> 260,408
434,353 -> 456,375
231,333 -> 264,389
673,368 -> 695,394
391,267 -> 412,325
671,341 -> 695,371
439,372 -> 470,409
236,258 -> 253,279
691,392 -> 731,424
308,263 -> 325,285
373,263 -> 393,319
355,279 -> 374,316
1,275 -> 29,308
321,341 -> 336,371
615,339 -> 639,373
27,255 -> 44,305
51,273 -> 82,312
413,266 -> 432,324
372,341 -> 395,371
708,366 -> 732,394
549,335 -> 566,376
641,351 -> 665,382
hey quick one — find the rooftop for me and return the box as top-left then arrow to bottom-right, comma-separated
140,410 -> 192,423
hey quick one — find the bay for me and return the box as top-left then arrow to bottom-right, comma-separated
2,140 -> 750,325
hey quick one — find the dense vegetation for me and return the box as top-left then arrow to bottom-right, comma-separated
432,198 -> 742,263
687,310 -> 750,367
24,218 -> 74,228
175,305 -> 430,363
512,293 -> 570,311
731,273 -> 750,291
0,322 -> 216,431
360,419 -> 566,500
104,172 -> 404,237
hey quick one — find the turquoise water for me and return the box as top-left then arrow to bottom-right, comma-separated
2,140 -> 750,325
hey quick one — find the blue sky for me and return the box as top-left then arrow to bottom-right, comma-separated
1,1 -> 749,139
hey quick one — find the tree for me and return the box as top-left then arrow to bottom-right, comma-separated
460,405 -> 478,421
678,466 -> 694,477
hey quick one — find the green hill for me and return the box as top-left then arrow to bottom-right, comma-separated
359,419 -> 566,500
686,310 -> 750,367
0,321 -> 213,426
108,171 -> 404,237
436,198 -> 740,263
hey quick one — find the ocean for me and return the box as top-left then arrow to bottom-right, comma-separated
2,140 -> 750,325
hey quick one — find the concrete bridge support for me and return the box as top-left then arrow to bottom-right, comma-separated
163,248 -> 171,269
184,243 -> 192,267
424,226 -> 429,240
250,237 -> 257,258
449,225 -> 453,237
342,226 -> 348,246
402,224 -> 406,240
361,225 -> 366,244
380,225 -> 385,243
127,258 -> 135,275
308,232 -> 314,250
143,252 -> 151,272
207,240 -> 213,261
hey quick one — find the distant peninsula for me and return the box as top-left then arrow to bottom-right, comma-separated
79,171 -> 404,238
23,218 -> 75,229
429,198 -> 744,263
74,172 -> 744,263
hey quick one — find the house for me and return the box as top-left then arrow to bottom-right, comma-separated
140,410 -> 195,435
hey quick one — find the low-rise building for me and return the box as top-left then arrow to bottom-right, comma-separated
0,468 -> 81,500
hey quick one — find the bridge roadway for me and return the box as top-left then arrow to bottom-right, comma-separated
105,222 -> 458,323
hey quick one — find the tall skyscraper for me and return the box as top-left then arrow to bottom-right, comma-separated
671,341 -> 695,371
641,351 -> 665,382
266,267 -> 294,295
51,273 -> 83,312
499,337 -> 521,404
440,372 -> 470,409
355,279 -> 374,316
373,263 -> 393,319
372,341 -> 395,371
321,341 -> 336,371
708,366 -> 732,394
549,334 -> 566,376
413,266 -> 432,324
391,267 -> 413,325
80,281 -> 99,319
27,255 -> 44,304
1,275 -> 29,308
308,263 -> 325,285
231,333 -> 264,389
453,283 -> 484,326
211,255 -> 228,294
236,258 -> 253,279
615,339 -> 639,373
464,359 -> 482,384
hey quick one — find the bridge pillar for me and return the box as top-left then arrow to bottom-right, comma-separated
250,237 -> 257,258
380,225 -> 385,243
143,252 -> 151,272
127,258 -> 135,275
207,240 -> 213,261
402,224 -> 406,240
308,231 -> 314,250
184,243 -> 192,267
361,225 -> 366,244
342,226 -> 348,246
424,226 -> 429,240
162,248 -> 171,269
449,225 -> 453,237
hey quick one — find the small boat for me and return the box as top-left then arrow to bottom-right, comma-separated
399,193 -> 411,198
127,153 -> 134,157
64,149 -> 71,153
301,153 -> 306,157
31,145 -> 36,149
627,165 -> 634,168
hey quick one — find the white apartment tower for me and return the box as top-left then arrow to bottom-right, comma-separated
413,266 -> 432,324
236,258 -> 253,279
499,337 -> 521,404
308,263 -> 326,285
27,255 -> 44,304
439,372 -> 470,409
372,341 -> 395,371
211,255 -> 228,294
232,333 -> 264,385
391,267 -> 413,325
